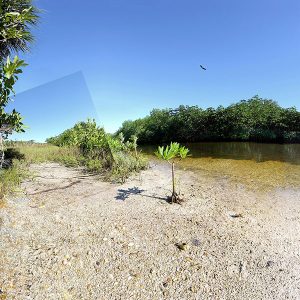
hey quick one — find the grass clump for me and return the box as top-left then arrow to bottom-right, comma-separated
0,160 -> 30,203
6,142 -> 83,165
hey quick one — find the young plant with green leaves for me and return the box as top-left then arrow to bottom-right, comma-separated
155,142 -> 190,204
0,56 -> 27,168
0,56 -> 27,133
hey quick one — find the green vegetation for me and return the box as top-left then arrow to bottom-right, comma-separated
0,0 -> 39,57
0,127 -> 148,201
0,119 -> 148,201
46,119 -> 148,182
0,0 -> 41,201
0,142 -> 80,202
117,96 -> 300,144
0,0 -> 39,134
155,142 -> 189,204
5,141 -> 82,166
0,0 -> 40,169
0,158 -> 30,205
0,56 -> 28,136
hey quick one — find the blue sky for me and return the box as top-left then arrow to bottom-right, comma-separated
11,0 -> 300,141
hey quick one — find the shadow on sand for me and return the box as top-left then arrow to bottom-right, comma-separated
29,180 -> 81,195
115,187 -> 168,202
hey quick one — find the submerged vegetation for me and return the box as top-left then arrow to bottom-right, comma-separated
117,96 -> 300,144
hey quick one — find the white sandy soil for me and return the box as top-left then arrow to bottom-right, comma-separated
1,161 -> 300,299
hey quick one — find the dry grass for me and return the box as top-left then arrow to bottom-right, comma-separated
12,144 -> 82,166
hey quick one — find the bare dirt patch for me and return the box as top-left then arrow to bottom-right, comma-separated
1,162 -> 300,299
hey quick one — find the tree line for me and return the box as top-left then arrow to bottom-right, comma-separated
116,96 -> 300,144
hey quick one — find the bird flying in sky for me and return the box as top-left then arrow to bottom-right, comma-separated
200,65 -> 207,70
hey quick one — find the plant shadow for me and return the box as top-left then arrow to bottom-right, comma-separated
29,180 -> 81,195
2,148 -> 25,168
115,186 -> 168,202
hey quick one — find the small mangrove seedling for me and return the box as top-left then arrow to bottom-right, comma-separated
155,142 -> 190,204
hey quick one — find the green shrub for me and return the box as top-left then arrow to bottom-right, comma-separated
110,151 -> 148,183
86,159 -> 103,173
46,120 -> 148,182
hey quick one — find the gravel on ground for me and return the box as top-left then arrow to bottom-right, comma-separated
0,161 -> 300,299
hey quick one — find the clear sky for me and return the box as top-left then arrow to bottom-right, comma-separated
11,0 -> 300,141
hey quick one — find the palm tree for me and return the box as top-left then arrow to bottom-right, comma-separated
0,0 -> 39,58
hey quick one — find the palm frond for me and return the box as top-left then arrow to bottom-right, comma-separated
0,0 -> 40,59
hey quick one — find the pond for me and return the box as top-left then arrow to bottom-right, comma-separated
142,142 -> 300,189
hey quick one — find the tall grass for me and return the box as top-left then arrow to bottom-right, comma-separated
12,143 -> 83,166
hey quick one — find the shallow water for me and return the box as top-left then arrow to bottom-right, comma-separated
142,142 -> 300,189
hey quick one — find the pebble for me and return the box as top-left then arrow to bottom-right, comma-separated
266,260 -> 275,268
176,242 -> 188,251
192,239 -> 201,246
228,211 -> 243,218
1,162 -> 298,299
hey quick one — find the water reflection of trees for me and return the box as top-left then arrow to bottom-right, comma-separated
187,142 -> 300,165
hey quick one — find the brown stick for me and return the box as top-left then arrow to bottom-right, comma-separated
172,161 -> 175,203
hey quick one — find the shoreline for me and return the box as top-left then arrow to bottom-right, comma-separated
0,161 -> 300,299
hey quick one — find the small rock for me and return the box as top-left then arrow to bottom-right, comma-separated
192,239 -> 201,246
266,260 -> 275,268
228,211 -> 243,218
162,277 -> 172,287
128,242 -> 134,247
175,242 -> 188,251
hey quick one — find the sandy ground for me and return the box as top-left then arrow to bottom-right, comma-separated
0,161 -> 300,300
